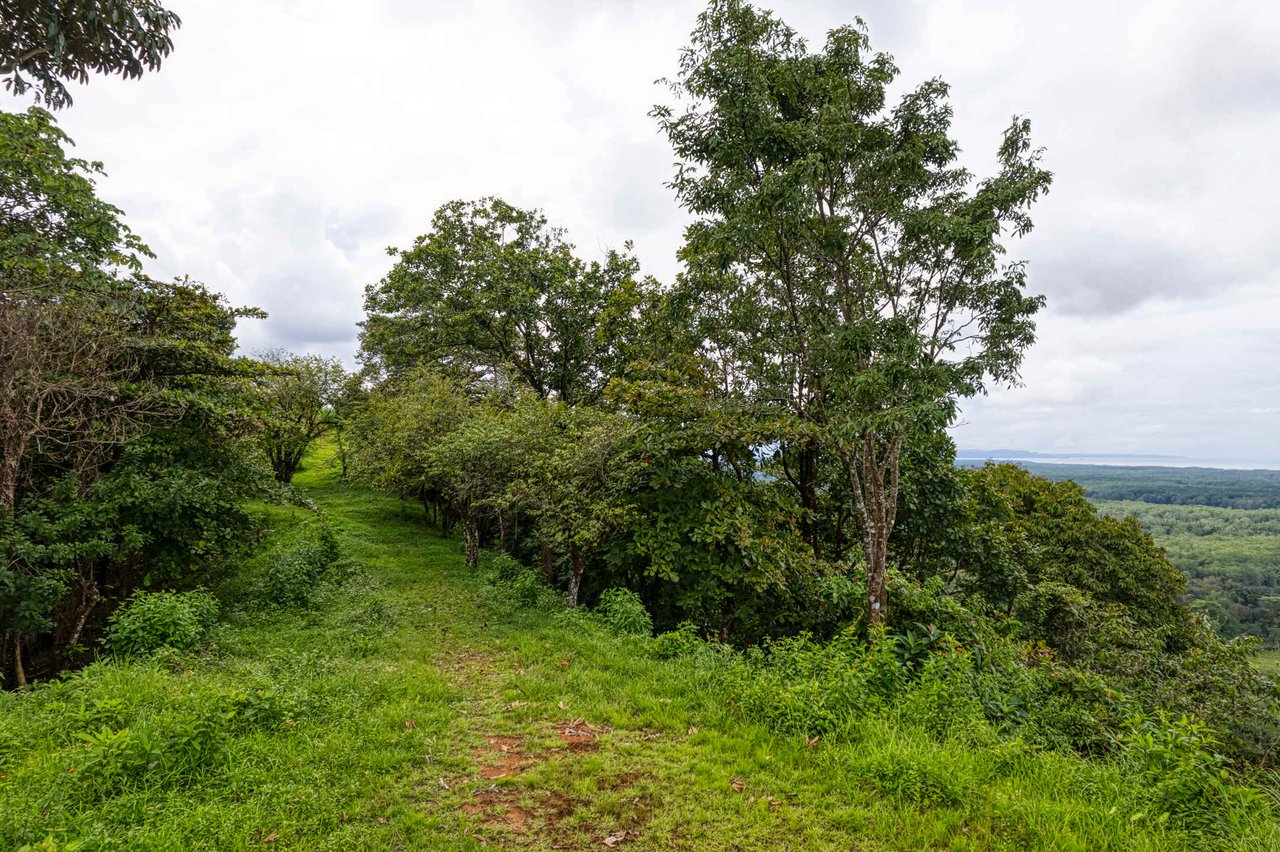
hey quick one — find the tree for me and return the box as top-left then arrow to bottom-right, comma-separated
511,404 -> 638,607
654,0 -> 1051,626
361,197 -> 658,405
1,0 -> 181,109
347,367 -> 471,523
1,108 -> 268,687
256,351 -> 347,483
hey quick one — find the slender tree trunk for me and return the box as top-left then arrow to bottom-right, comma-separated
0,433 -> 27,515
498,510 -> 511,552
65,577 -> 102,650
849,432 -> 903,628
541,543 -> 555,584
13,636 -> 26,689
567,541 -> 585,608
335,427 -> 349,480
463,513 -> 480,570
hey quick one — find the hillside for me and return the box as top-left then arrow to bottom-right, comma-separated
2,455 -> 1275,851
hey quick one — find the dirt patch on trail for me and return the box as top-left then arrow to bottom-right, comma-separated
554,719 -> 610,752
462,789 -> 535,834
473,735 -> 529,779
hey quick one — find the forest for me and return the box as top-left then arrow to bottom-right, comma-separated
974,462 -> 1280,509
2,1 -> 1277,849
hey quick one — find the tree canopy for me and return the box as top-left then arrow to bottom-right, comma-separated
653,0 -> 1051,625
0,0 -> 181,109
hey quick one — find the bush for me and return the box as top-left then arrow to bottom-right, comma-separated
649,621 -> 705,660
479,550 -> 556,609
103,590 -> 219,656
74,707 -> 231,798
257,519 -> 340,608
596,587 -> 653,636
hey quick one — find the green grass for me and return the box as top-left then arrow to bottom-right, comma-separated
2,451 -> 1277,850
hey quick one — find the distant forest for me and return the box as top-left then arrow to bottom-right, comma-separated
958,462 -> 1280,509
954,462 -> 1280,645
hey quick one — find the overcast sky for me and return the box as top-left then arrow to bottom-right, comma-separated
5,0 -> 1279,461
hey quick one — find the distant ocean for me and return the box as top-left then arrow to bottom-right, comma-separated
954,453 -> 1280,472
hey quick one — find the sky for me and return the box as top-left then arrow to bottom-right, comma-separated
4,0 -> 1279,461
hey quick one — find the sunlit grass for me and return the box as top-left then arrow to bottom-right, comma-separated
0,447 -> 1272,850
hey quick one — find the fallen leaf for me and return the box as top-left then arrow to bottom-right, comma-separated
806,735 -> 820,748
262,834 -> 279,843
687,726 -> 699,735
377,817 -> 388,824
603,830 -> 628,847
558,701 -> 567,710
438,777 -> 451,790
558,658 -> 570,667
517,667 -> 526,675
403,720 -> 417,730
730,777 -> 746,792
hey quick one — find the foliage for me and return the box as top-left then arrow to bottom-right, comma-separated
594,588 -> 653,637
653,0 -> 1051,625
0,108 -> 271,686
103,590 -> 219,656
0,0 -> 182,109
361,197 -> 658,405
256,350 -> 349,483
254,519 -> 341,609
1097,499 -> 1280,645
8,449 -> 1277,850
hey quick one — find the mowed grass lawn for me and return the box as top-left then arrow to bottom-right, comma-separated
1,450 -> 1267,851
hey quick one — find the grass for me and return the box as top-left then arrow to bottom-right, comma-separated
2,449 -> 1277,850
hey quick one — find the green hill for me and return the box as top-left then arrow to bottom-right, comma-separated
1,456 -> 1275,851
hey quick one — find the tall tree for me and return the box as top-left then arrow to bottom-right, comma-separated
1,0 -> 181,109
361,197 -> 657,405
655,0 -> 1051,626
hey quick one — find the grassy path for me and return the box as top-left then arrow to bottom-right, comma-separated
1,456 -> 1238,850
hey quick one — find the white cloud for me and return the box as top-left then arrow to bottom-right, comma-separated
4,0 -> 1278,459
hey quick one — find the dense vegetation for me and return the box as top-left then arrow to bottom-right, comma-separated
1098,501 -> 1280,646
0,107 -> 271,688
2,456 -> 1277,850
2,0 -> 1277,847
968,462 -> 1280,509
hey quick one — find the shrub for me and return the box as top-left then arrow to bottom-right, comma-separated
479,550 -> 556,609
863,752 -> 968,807
596,587 -> 653,636
649,621 -> 704,660
74,708 -> 231,799
103,590 -> 219,656
257,519 -> 341,608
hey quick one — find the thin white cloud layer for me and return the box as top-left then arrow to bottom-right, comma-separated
3,0 -> 1277,459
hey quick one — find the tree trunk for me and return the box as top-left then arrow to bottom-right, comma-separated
567,542 -> 585,608
541,543 -> 555,584
849,432 -> 903,629
13,636 -> 26,689
463,513 -> 480,570
0,433 -> 27,515
335,427 -> 349,480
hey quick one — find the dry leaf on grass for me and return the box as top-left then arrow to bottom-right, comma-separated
603,830 -> 628,847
